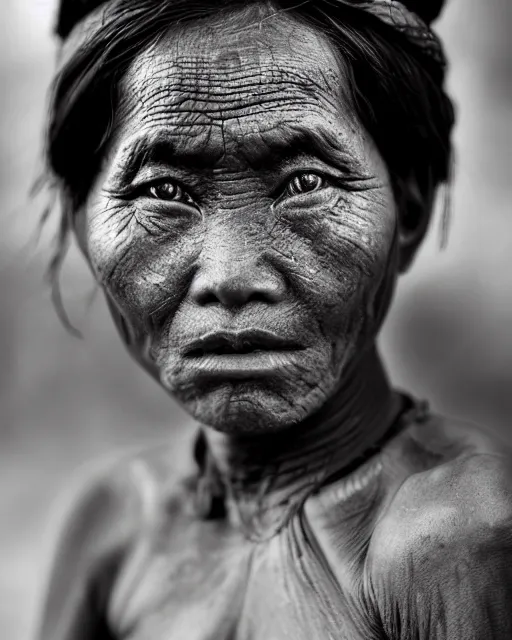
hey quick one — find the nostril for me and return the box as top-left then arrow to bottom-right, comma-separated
194,290 -> 222,307
246,290 -> 273,304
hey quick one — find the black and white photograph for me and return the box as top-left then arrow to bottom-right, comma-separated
1,1 -> 511,638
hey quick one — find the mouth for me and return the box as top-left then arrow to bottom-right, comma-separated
184,330 -> 302,357
181,330 -> 305,380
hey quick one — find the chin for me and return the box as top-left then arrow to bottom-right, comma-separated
171,379 -> 327,434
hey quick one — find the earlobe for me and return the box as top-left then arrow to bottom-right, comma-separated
396,172 -> 434,273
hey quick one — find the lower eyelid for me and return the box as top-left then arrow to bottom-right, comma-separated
273,186 -> 336,210
135,198 -> 202,216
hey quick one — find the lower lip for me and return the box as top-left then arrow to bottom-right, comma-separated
183,350 -> 304,380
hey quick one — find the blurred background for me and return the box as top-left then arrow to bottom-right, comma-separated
0,0 -> 511,637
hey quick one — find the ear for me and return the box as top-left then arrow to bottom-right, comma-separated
396,170 -> 435,273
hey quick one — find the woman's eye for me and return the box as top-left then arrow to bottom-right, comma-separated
286,172 -> 325,197
146,181 -> 195,205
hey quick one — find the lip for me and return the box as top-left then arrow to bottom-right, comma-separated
183,329 -> 302,357
182,329 -> 305,380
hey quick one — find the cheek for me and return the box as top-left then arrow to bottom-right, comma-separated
270,187 -> 397,336
83,195 -> 204,329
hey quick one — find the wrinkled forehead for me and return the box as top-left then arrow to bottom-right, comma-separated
117,7 -> 358,153
126,7 -> 344,86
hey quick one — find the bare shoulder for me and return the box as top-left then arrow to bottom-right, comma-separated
38,432 -> 196,635
375,411 -> 512,550
367,417 -> 512,637
51,430 -> 196,556
380,449 -> 512,547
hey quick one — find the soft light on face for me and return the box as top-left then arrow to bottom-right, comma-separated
79,6 -> 398,433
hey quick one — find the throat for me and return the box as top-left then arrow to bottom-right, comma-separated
197,348 -> 403,540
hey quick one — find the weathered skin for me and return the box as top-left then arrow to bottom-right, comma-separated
40,5 -> 512,640
78,6 -> 399,434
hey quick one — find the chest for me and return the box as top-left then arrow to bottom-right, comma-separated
107,512 -> 376,640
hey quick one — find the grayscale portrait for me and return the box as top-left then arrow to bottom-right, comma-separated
1,0 -> 511,639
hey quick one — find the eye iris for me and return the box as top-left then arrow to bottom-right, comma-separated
291,173 -> 323,195
149,182 -> 180,200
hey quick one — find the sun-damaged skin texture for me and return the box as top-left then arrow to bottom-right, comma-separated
77,7 -> 398,434
40,6 -> 512,639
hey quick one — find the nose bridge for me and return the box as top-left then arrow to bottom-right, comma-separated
213,214 -> 251,255
190,215 -> 285,307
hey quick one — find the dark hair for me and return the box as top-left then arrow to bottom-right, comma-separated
45,0 -> 455,323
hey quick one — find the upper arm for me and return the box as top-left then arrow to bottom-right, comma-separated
367,453 -> 512,640
36,457 -> 144,640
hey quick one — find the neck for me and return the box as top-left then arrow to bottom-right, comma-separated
201,347 -> 402,539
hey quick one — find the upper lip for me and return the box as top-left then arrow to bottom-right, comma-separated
183,329 -> 303,357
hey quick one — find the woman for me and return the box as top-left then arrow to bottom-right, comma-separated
39,0 -> 512,638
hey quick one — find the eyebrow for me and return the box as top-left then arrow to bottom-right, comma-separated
265,124 -> 362,173
114,121 -> 366,179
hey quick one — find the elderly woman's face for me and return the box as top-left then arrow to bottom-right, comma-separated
79,9 -> 398,432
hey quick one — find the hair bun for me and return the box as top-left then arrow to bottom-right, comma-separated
56,0 -> 106,38
401,0 -> 446,25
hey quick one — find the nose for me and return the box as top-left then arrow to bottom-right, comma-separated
189,256 -> 287,308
